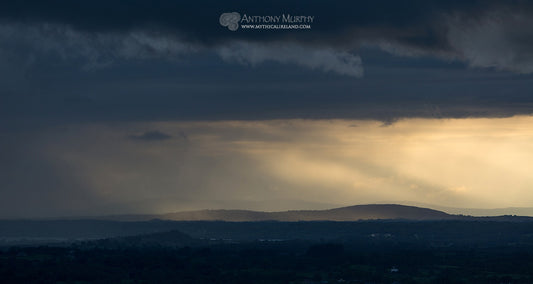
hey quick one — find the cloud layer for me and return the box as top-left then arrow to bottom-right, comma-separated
2,1 -> 533,218
0,0 -> 532,124
1,1 -> 533,75
217,41 -> 364,77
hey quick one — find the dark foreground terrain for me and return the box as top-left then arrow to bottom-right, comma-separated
2,219 -> 533,283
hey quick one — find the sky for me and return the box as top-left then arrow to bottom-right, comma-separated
1,1 -> 533,218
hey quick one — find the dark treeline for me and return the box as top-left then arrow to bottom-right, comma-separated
3,219 -> 533,244
3,220 -> 533,283
2,240 -> 533,283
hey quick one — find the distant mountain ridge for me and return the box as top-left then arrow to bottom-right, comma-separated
105,204 -> 458,222
2,204 -> 533,245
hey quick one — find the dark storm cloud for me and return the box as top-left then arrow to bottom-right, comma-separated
130,130 -> 172,141
1,0 -> 533,66
0,0 -> 533,122
0,0 -> 511,45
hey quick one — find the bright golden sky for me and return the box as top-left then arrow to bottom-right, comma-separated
11,115 -> 528,216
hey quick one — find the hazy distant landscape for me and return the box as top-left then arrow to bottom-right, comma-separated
2,204 -> 533,244
46,203 -> 533,222
3,204 -> 533,283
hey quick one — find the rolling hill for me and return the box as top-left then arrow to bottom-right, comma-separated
107,204 -> 457,222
